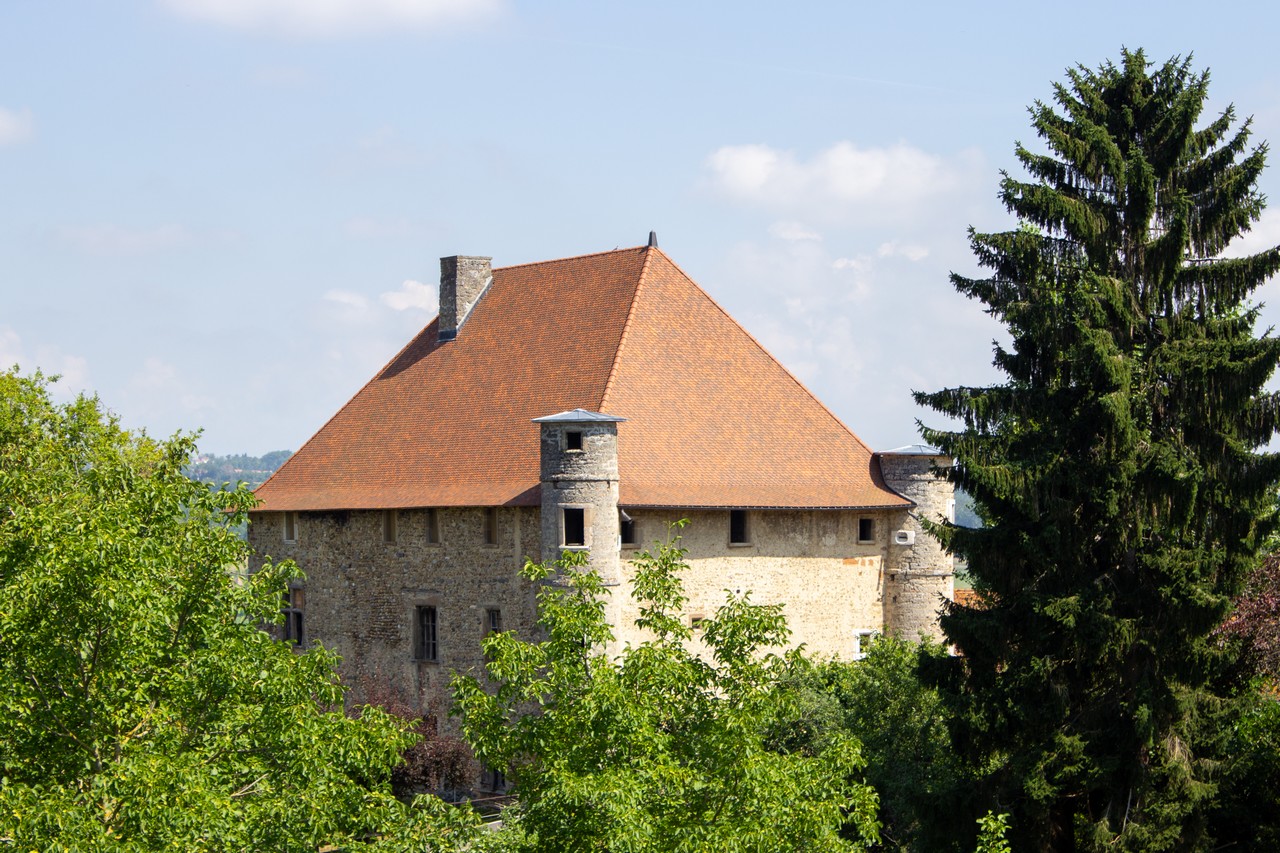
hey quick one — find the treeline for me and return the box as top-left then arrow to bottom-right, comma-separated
186,449 -> 292,489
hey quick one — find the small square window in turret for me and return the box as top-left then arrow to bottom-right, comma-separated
565,430 -> 583,451
858,518 -> 875,543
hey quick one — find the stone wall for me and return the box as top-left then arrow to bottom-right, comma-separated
249,506 -> 540,720
878,451 -> 955,642
614,508 -> 899,659
248,497 -> 949,718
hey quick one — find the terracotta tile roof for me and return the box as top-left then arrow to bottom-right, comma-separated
253,245 -> 909,512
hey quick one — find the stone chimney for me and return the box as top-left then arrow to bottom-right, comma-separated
438,255 -> 492,342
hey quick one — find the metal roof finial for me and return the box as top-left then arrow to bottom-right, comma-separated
647,230 -> 658,248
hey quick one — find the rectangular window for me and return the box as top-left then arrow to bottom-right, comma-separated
383,509 -> 398,544
282,588 -> 305,646
480,764 -> 507,792
565,430 -> 583,451
486,608 -> 502,635
852,629 -> 878,661
563,507 -> 586,547
620,512 -> 637,547
729,509 -> 750,545
426,508 -> 441,544
415,605 -> 438,661
282,511 -> 297,544
483,508 -> 498,545
858,517 -> 875,543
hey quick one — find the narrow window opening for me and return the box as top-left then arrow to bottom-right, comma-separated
282,511 -> 297,543
620,511 -> 637,547
481,764 -> 507,792
729,509 -> 750,545
486,608 -> 502,635
426,508 -> 441,544
483,508 -> 498,545
383,509 -> 398,544
565,430 -> 583,451
563,507 -> 586,547
415,605 -> 438,661
857,517 -> 875,543
282,588 -> 305,646
690,615 -> 708,631
852,629 -> 878,661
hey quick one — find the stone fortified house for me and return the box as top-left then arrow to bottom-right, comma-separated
249,236 -> 954,737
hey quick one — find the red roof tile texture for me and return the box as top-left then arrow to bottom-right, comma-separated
254,245 -> 909,512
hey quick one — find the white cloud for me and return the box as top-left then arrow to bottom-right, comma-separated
0,107 -> 34,145
127,358 -> 214,416
161,0 -> 504,37
877,240 -> 930,261
704,140 -> 983,223
323,290 -> 369,310
59,223 -> 193,256
1224,207 -> 1280,259
768,221 -> 822,242
380,279 -> 437,313
0,326 -> 90,399
832,255 -> 871,273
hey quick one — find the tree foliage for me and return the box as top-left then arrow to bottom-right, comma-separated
1216,550 -> 1280,682
452,533 -> 880,852
776,638 -> 976,852
916,51 -> 1280,851
0,370 -> 479,851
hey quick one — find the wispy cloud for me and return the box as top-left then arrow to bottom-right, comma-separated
877,241 -> 929,261
160,0 -> 505,38
380,279 -> 437,313
768,221 -> 822,242
0,107 -> 34,145
58,223 -> 194,256
704,141 -> 983,223
323,290 -> 369,310
0,327 -> 90,399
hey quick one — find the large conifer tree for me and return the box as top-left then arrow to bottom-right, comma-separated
917,50 -> 1280,851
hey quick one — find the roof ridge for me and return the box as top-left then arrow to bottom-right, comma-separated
599,245 -> 654,410
495,244 -> 647,273
255,319 -> 440,499
651,251 -> 878,459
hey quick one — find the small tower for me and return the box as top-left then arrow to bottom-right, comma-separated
877,445 -> 955,642
532,410 -> 626,596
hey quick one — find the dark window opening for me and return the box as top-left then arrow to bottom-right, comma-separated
858,517 -> 875,543
282,588 -> 305,646
729,509 -> 750,545
563,507 -> 586,547
483,508 -> 498,545
566,430 -> 583,451
486,608 -> 502,635
283,511 -> 297,543
620,513 -> 637,546
415,605 -> 438,661
426,508 -> 441,544
481,764 -> 507,792
383,509 -> 398,544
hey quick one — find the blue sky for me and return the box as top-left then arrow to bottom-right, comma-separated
4,1 -> 1279,456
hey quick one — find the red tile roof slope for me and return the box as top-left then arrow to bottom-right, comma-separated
254,245 -> 909,511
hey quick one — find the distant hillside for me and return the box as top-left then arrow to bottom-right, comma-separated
186,450 -> 292,490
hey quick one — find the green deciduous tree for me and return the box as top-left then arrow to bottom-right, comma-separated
916,50 -> 1280,851
451,533 -> 880,852
0,370 -> 479,851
